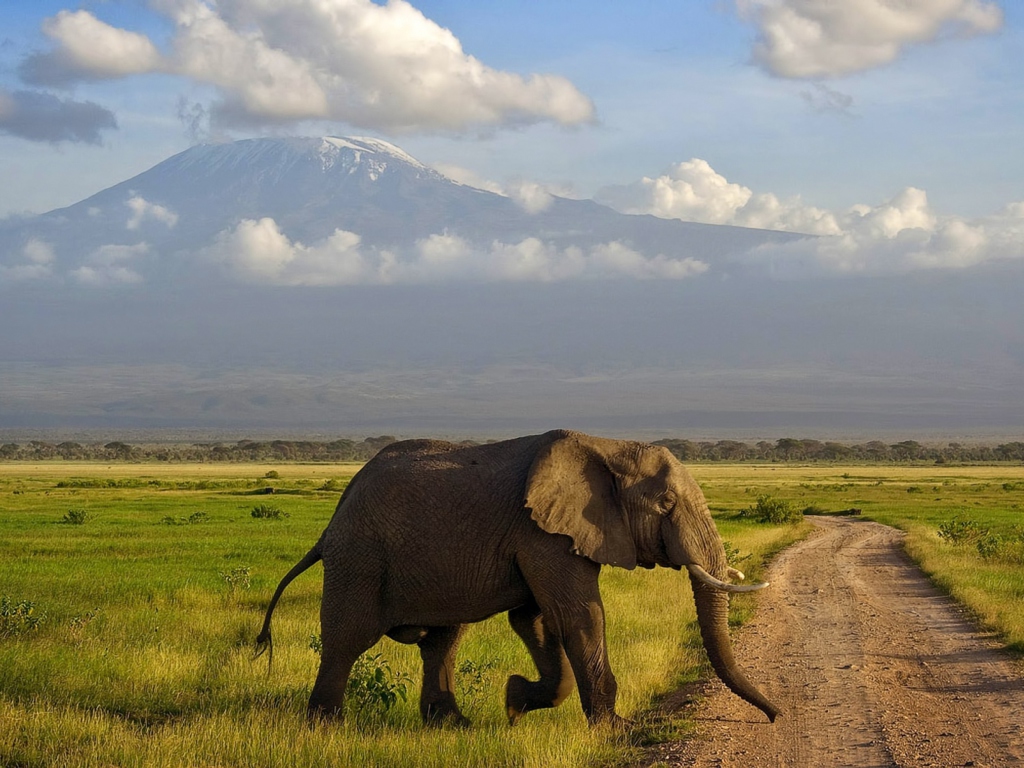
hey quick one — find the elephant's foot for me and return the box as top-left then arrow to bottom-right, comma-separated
305,702 -> 344,726
589,712 -> 632,731
422,700 -> 471,728
505,674 -> 532,725
508,672 -> 575,725
505,672 -> 576,725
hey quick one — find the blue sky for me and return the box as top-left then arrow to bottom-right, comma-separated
2,0 -> 1021,251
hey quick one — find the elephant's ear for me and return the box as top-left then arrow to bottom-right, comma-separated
525,434 -> 637,570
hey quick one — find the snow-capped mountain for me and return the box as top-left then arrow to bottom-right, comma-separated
0,136 -> 801,287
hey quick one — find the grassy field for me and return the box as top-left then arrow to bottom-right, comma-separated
1,460 -> 1021,767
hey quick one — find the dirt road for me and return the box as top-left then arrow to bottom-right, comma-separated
651,517 -> 1024,767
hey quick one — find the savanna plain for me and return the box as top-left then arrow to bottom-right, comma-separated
1,458 -> 1023,767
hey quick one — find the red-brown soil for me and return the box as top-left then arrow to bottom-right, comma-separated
644,517 -> 1024,767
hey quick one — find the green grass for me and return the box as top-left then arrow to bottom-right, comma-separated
2,460 -> 1021,766
0,461 -> 801,767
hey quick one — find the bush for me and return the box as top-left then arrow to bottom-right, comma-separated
219,566 -> 251,591
457,658 -> 498,712
746,494 -> 802,524
250,504 -> 289,520
721,540 -> 752,566
347,652 -> 411,714
1,596 -> 46,637
61,509 -> 91,525
308,639 -> 410,716
937,517 -> 1024,564
937,516 -> 987,545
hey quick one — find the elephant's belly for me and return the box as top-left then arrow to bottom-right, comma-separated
382,566 -> 532,627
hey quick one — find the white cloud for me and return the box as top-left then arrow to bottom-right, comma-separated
70,243 -> 149,286
432,164 -> 572,213
433,163 -> 506,195
41,10 -> 163,79
0,238 -> 56,281
597,160 -> 1024,276
745,189 -> 1024,276
595,159 -> 841,235
736,0 -> 1003,78
203,218 -> 708,285
26,1 -> 594,133
126,195 -> 179,230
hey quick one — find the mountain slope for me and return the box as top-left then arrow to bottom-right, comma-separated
0,136 -> 801,282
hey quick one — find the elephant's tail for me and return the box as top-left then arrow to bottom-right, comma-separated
254,546 -> 323,671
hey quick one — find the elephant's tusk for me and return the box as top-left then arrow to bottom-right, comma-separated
687,563 -> 769,593
727,566 -> 746,581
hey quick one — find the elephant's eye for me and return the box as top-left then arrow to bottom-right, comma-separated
658,491 -> 677,514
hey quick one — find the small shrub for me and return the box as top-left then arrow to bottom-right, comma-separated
307,639 -> 411,715
976,533 -> 1004,560
68,608 -> 100,641
308,634 -> 323,655
937,516 -> 988,545
975,527 -> 1024,564
1,596 -> 46,637
61,509 -> 91,525
251,504 -> 289,520
264,470 -> 280,479
457,659 -> 498,711
906,486 -> 923,494
219,566 -> 251,591
318,479 -> 344,492
721,540 -> 752,566
347,652 -> 411,714
745,494 -> 802,524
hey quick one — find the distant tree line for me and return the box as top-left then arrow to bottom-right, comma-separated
1,436 -> 1023,464
651,438 -> 1024,464
0,437 -> 400,463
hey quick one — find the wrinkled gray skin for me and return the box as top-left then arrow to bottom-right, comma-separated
256,430 -> 779,726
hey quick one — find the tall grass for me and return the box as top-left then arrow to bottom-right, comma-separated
7,460 -> 1017,764
0,462 -> 799,767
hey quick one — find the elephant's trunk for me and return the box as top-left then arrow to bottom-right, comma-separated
691,577 -> 780,722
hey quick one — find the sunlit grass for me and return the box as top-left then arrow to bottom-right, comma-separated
4,459 -> 1020,765
0,460 -> 801,767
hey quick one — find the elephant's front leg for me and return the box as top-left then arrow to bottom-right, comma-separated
519,553 -> 620,726
560,597 -> 621,725
505,601 -> 575,724
417,625 -> 470,727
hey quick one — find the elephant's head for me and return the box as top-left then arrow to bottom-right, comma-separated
525,431 -> 779,722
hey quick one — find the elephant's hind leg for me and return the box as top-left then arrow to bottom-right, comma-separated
505,602 -> 575,725
417,625 -> 470,727
308,633 -> 379,722
308,577 -> 384,722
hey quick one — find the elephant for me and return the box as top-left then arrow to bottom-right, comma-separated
255,429 -> 779,726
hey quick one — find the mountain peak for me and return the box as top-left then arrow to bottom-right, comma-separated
318,136 -> 427,172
